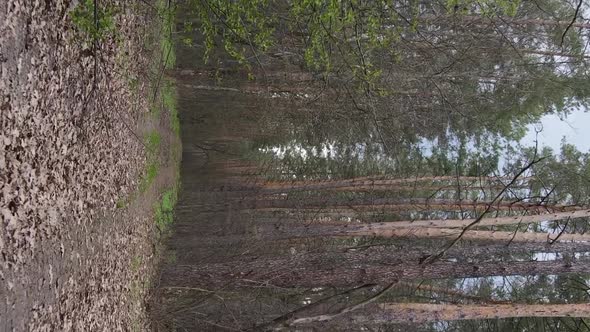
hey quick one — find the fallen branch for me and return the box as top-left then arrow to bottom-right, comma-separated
290,281 -> 398,325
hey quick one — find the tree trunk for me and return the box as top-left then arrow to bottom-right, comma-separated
261,176 -> 520,192
363,303 -> 590,323
340,227 -> 590,243
248,198 -> 577,213
396,281 -> 511,304
328,184 -> 523,192
354,209 -> 590,229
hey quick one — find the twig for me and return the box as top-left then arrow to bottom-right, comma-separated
561,0 -> 584,48
289,281 -> 398,325
251,283 -> 376,330
548,217 -> 571,244
422,156 -> 545,264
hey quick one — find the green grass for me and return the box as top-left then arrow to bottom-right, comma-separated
146,0 -> 181,236
139,162 -> 159,192
125,2 -> 180,329
116,197 -> 127,209
155,186 -> 178,231
150,102 -> 161,118
161,34 -> 176,70
131,255 -> 143,271
145,131 -> 162,154
170,103 -> 180,136
138,130 -> 162,192
156,0 -> 176,69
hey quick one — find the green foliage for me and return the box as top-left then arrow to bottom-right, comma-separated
155,187 -> 178,230
290,0 -> 396,89
505,142 -> 590,208
70,0 -> 115,41
187,0 -> 273,66
156,0 -> 176,69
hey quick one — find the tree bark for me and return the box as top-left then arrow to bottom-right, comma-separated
261,176 -> 519,192
248,198 -> 578,213
361,303 -> 590,323
397,281 -> 511,304
340,227 -> 590,243
353,209 -> 590,229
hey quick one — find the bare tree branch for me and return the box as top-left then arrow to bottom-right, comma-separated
290,281 -> 398,326
422,156 -> 545,264
561,0 -> 584,48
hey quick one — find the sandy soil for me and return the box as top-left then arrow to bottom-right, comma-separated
1,1 -> 174,330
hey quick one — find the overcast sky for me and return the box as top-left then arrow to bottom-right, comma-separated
520,109 -> 590,153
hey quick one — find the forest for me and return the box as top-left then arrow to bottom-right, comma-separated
142,0 -> 590,330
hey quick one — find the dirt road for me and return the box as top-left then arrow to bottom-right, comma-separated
1,1 -> 176,330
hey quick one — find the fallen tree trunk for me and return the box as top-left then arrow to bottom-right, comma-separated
341,227 -> 590,243
361,303 -> 590,323
260,176 -> 522,192
354,209 -> 590,229
248,198 -> 578,213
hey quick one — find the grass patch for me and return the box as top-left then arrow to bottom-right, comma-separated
156,0 -> 176,69
140,162 -> 159,192
155,186 -> 178,231
150,102 -> 161,118
170,107 -> 180,136
131,255 -> 143,272
139,130 -> 161,192
145,131 -> 162,154
116,197 -> 127,209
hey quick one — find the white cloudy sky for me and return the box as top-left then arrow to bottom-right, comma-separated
520,109 -> 590,153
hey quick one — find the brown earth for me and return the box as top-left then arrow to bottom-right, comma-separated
0,1 -> 177,330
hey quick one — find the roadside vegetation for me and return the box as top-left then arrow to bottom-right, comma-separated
126,0 -> 182,329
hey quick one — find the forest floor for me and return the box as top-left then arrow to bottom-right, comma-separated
0,1 -> 179,330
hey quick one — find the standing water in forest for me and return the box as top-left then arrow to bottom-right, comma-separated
151,1 -> 590,331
